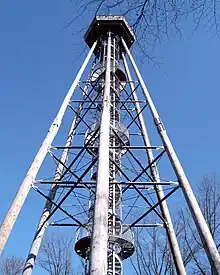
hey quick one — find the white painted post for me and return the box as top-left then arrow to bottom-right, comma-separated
122,52 -> 186,275
0,41 -> 97,256
22,96 -> 86,274
122,38 -> 220,274
89,33 -> 111,275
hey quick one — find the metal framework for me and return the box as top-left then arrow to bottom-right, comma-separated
0,15 -> 220,275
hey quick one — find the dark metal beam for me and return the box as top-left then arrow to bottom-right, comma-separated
123,186 -> 179,233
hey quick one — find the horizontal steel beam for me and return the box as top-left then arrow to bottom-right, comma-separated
35,181 -> 179,186
49,223 -> 164,228
52,145 -> 163,150
80,80 -> 139,84
70,100 -> 146,103
75,132 -> 142,136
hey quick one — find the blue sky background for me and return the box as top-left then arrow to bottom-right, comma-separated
1,1 -> 220,274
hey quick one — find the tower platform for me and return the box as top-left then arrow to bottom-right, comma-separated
84,15 -> 135,53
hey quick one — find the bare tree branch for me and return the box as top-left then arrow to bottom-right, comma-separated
130,175 -> 220,274
37,233 -> 81,275
65,0 -> 220,60
0,256 -> 25,275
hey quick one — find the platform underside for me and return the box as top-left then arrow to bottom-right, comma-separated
84,15 -> 135,51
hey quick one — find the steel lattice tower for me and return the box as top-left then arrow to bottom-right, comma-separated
0,16 -> 220,275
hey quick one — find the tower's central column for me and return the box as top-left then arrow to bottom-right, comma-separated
74,16 -> 135,275
89,31 -> 111,275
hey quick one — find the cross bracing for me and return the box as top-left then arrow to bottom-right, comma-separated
0,15 -> 219,275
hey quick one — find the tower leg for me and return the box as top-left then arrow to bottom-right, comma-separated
122,38 -> 220,274
0,41 -> 97,256
89,33 -> 111,275
122,52 -> 186,275
22,97 -> 85,275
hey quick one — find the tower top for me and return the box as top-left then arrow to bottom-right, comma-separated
84,16 -> 135,49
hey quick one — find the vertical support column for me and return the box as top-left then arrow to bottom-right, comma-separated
122,53 -> 186,275
122,38 -> 220,274
22,96 -> 85,274
89,33 -> 111,274
111,36 -> 116,275
0,41 -> 97,256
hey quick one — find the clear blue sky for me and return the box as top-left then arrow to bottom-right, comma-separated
1,1 -> 220,274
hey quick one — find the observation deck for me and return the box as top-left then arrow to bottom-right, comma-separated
84,15 -> 135,53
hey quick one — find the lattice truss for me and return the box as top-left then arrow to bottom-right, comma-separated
1,16 -> 219,275
32,36 -> 179,267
